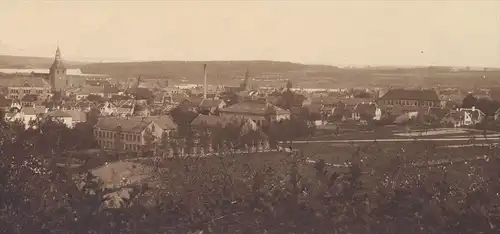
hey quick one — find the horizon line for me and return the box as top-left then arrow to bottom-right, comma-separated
0,53 -> 499,69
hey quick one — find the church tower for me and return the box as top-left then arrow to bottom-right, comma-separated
49,46 -> 67,92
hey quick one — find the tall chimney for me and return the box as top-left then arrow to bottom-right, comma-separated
203,64 -> 207,99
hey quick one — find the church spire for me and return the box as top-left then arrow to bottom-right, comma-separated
55,45 -> 61,61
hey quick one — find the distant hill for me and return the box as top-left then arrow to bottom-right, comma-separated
80,60 -> 500,89
4,55 -> 500,89
0,55 -> 86,69
80,60 -> 341,83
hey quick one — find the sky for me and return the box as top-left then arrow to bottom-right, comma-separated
0,1 -> 499,67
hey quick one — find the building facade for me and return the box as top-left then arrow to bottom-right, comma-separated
7,77 -> 52,100
93,116 -> 177,152
377,89 -> 441,116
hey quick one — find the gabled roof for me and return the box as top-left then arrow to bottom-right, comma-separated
94,117 -> 152,133
128,116 -> 177,130
380,89 -> 440,101
5,77 -> 51,88
199,99 -> 224,109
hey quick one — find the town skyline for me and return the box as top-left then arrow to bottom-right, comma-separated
1,1 -> 499,68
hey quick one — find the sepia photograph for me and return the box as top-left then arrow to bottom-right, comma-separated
0,1 -> 500,233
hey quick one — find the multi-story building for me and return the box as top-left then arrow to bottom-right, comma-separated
93,116 -> 177,152
7,77 -> 52,100
377,89 -> 441,116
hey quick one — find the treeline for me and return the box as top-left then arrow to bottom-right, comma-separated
1,111 -> 500,233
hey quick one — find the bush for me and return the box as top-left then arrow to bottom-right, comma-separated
1,118 -> 500,233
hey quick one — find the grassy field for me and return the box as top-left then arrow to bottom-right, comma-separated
308,125 -> 498,141
78,126 -> 500,198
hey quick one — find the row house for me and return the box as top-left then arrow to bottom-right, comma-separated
93,116 -> 177,152
219,99 -> 291,127
7,77 -> 52,101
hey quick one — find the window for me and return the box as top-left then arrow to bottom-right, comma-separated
24,90 -> 30,94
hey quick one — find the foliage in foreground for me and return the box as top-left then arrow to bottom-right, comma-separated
1,119 -> 500,234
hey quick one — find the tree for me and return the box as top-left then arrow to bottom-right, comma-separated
198,123 -> 211,153
158,132 -> 170,157
86,107 -> 101,126
114,126 -> 124,152
142,127 -> 155,156
462,94 -> 477,108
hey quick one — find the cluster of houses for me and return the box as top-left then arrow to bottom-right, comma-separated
1,46 -> 499,156
301,88 -> 488,128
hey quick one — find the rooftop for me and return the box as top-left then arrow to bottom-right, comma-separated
95,117 -> 152,133
199,99 -> 224,109
128,116 -> 177,130
220,99 -> 290,116
47,110 -> 73,118
380,89 -> 440,101
0,77 -> 51,88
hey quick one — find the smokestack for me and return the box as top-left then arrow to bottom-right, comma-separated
203,64 -> 207,99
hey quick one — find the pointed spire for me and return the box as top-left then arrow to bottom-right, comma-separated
55,45 -> 61,61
